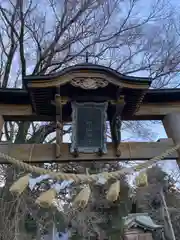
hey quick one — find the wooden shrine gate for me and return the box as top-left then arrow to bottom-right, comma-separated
0,63 -> 179,163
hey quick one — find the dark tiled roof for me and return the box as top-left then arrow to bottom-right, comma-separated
123,213 -> 163,231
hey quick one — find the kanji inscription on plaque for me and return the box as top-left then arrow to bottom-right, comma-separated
70,102 -> 107,153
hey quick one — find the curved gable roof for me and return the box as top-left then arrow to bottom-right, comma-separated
24,63 -> 152,89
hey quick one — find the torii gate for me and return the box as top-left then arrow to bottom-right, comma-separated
1,63 -> 179,240
0,63 -> 179,164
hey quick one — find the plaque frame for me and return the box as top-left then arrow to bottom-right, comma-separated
70,101 -> 108,153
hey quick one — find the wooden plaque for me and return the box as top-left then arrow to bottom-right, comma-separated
70,102 -> 107,153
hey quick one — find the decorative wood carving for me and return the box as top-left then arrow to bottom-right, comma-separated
71,77 -> 108,89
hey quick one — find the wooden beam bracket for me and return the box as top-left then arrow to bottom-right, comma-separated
71,148 -> 79,158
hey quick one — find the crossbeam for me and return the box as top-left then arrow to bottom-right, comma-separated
2,102 -> 180,121
0,104 -> 32,115
135,102 -> 180,120
0,140 -> 177,164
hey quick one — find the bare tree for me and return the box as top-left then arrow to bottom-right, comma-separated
0,0 -> 179,238
0,0 -> 179,86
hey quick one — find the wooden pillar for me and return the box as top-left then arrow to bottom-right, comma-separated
163,113 -> 180,158
55,94 -> 62,158
0,115 -> 4,138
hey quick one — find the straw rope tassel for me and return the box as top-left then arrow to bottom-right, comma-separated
72,185 -> 91,209
135,171 -> 148,187
106,180 -> 120,202
73,168 -> 91,208
9,174 -> 30,195
35,188 -> 57,208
